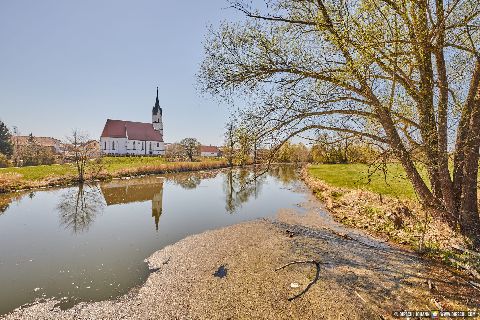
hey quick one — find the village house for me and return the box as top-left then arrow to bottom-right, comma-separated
200,145 -> 221,157
13,136 -> 64,154
100,88 -> 165,156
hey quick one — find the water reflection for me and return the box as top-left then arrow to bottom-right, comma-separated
224,168 -> 266,214
100,177 -> 164,231
0,192 -> 23,214
166,170 -> 220,190
57,185 -> 105,234
268,165 -> 298,184
53,167 -> 297,233
0,166 -> 307,316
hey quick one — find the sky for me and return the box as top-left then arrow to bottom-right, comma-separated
0,0 -> 244,145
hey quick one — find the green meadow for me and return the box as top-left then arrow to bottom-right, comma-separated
307,163 -> 423,200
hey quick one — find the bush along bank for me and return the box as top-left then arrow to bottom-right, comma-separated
301,167 -> 480,281
0,160 -> 228,194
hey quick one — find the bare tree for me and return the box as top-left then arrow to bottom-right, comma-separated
199,0 -> 480,246
67,130 -> 100,182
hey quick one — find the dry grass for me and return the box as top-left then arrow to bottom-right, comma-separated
114,161 -> 228,177
302,166 -> 480,278
302,167 -> 472,250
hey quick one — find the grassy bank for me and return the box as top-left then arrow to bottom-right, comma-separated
303,165 -> 480,276
0,157 -> 227,193
308,163 -> 421,200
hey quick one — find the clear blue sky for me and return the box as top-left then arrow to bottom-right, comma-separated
0,0 -> 242,145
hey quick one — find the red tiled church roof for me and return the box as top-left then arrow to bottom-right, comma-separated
101,119 -> 163,142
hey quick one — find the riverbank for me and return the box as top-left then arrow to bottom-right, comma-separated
0,157 -> 227,193
3,193 -> 478,319
302,166 -> 480,280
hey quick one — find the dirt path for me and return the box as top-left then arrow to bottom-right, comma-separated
3,195 -> 479,319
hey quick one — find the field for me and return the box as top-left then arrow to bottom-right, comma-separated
0,156 -> 226,192
0,157 -> 171,181
307,163 -> 423,200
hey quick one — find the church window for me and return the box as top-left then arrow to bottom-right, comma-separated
150,142 -> 152,150
112,141 -> 115,150
133,141 -> 136,150
104,141 -> 106,149
142,142 -> 144,150
157,143 -> 159,147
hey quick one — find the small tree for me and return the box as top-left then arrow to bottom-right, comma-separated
224,122 -> 236,167
0,121 -> 13,157
67,130 -> 99,182
179,138 -> 200,161
234,127 -> 253,166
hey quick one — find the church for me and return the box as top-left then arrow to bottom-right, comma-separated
100,88 -> 165,156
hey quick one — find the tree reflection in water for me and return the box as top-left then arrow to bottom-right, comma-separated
0,193 -> 23,214
165,170 -> 219,190
268,165 -> 298,185
224,168 -> 266,214
57,184 -> 105,234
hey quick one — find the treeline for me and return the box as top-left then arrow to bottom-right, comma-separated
0,123 -> 59,168
275,138 -> 380,164
221,123 -> 381,165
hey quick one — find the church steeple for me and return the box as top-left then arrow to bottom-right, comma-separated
152,87 -> 163,135
152,86 -> 162,116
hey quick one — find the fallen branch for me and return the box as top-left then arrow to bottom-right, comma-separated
275,259 -> 321,301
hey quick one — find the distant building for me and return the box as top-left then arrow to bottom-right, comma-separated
13,136 -> 64,154
200,145 -> 221,157
100,88 -> 165,156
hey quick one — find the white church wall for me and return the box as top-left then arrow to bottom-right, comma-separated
101,137 -> 165,156
100,137 -> 127,155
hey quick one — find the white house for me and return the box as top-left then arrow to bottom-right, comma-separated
200,145 -> 221,157
100,88 -> 165,156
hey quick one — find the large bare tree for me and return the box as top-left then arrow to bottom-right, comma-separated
67,130 -> 100,182
198,0 -> 480,247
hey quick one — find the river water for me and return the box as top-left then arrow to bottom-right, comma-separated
0,166 -> 306,315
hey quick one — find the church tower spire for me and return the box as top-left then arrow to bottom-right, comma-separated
152,87 -> 163,136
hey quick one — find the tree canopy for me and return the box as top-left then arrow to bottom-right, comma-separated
199,0 -> 480,246
180,138 -> 201,161
0,120 -> 13,157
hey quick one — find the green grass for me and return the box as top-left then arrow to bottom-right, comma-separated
308,163 -> 422,200
0,157 -> 226,184
0,157 -> 169,181
0,163 -> 77,180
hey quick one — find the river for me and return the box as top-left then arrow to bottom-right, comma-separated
0,166 -> 306,316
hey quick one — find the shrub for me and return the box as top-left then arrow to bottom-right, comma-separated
0,153 -> 11,168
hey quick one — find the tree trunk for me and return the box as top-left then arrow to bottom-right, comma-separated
434,0 -> 456,220
460,143 -> 480,248
374,102 -> 439,208
454,61 -> 480,248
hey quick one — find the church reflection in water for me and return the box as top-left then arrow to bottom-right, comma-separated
100,177 -> 164,231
